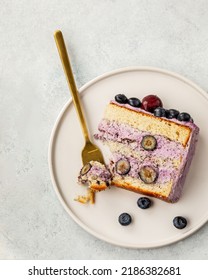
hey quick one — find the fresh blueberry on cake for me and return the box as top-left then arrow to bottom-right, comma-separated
94,94 -> 199,203
78,161 -> 112,192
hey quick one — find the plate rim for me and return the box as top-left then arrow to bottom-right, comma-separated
48,66 -> 208,249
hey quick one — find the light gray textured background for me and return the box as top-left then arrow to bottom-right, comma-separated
1,0 -> 208,259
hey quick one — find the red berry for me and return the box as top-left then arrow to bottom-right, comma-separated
142,95 -> 163,112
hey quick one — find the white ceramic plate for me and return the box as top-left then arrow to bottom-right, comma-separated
49,67 -> 208,248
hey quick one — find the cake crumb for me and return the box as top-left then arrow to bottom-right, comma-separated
88,189 -> 95,204
74,195 -> 89,204
74,188 -> 96,204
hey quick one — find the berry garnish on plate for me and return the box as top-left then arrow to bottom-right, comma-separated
118,213 -> 132,226
173,216 -> 187,229
137,197 -> 152,209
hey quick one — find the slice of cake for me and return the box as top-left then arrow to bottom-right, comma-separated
95,94 -> 199,203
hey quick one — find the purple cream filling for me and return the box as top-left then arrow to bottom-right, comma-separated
110,153 -> 177,184
96,119 -> 186,159
168,127 -> 199,202
88,165 -> 112,181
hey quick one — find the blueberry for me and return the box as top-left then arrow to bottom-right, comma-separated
115,159 -> 131,175
137,197 -> 152,209
173,216 -> 187,229
118,213 -> 132,226
166,109 -> 179,119
80,163 -> 92,175
141,135 -> 157,151
153,107 -> 166,117
177,112 -> 191,122
115,94 -> 128,104
139,165 -> 158,184
128,97 -> 141,108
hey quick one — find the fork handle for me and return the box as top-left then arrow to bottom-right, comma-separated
54,30 -> 90,142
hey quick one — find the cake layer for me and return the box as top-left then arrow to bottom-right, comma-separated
106,141 -> 182,169
110,153 -> 179,184
112,175 -> 173,201
96,119 -> 186,160
105,102 -> 193,146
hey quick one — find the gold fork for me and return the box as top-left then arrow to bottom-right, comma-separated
54,30 -> 104,165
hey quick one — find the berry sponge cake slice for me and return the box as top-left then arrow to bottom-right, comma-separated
95,94 -> 199,203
